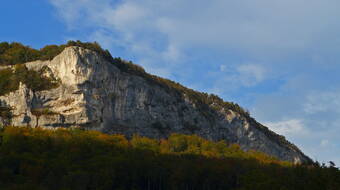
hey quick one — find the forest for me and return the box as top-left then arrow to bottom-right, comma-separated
0,126 -> 339,190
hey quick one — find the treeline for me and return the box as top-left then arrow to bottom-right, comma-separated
0,41 -> 110,66
0,126 -> 339,190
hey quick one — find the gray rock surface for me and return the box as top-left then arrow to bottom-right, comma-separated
0,47 -> 311,163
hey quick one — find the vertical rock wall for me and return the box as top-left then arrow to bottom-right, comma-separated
0,47 -> 311,163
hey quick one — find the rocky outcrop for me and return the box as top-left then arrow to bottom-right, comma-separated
0,46 -> 311,163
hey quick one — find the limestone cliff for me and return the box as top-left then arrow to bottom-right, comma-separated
0,46 -> 311,163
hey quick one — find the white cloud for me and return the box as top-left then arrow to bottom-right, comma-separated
89,30 -> 116,49
320,139 -> 329,147
211,63 -> 267,91
161,44 -> 181,61
219,65 -> 227,72
264,119 -> 308,137
237,64 -> 266,86
304,91 -> 340,114
50,0 -> 340,72
253,78 -> 340,165
106,2 -> 147,29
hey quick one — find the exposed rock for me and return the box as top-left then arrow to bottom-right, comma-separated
0,47 -> 311,163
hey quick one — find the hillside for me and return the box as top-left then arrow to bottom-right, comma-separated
0,41 -> 310,163
0,126 -> 339,190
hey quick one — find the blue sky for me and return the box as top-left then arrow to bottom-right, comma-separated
1,0 -> 339,165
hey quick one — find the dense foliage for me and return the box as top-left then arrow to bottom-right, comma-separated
0,41 -> 109,66
0,65 -> 59,96
0,42 -> 62,65
0,105 -> 12,126
0,127 -> 339,190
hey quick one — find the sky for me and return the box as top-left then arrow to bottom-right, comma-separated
1,0 -> 339,165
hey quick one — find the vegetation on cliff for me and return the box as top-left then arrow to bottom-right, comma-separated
0,126 -> 338,190
0,103 -> 12,126
0,41 -> 109,65
0,41 -> 248,116
0,41 -> 306,159
0,64 -> 59,96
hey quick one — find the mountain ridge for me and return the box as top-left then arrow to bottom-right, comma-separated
0,42 -> 311,164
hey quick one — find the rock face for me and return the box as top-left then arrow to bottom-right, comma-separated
0,47 -> 311,163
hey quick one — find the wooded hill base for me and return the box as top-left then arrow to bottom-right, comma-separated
0,41 -> 300,151
0,127 -> 338,190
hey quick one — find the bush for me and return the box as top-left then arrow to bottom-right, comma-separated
0,65 -> 59,96
0,41 -> 112,66
0,106 -> 12,119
